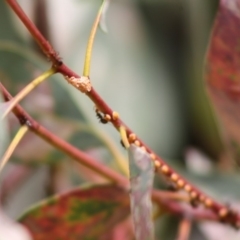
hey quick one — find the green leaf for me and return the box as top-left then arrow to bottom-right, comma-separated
19,184 -> 130,240
99,0 -> 110,33
187,171 -> 240,200
128,145 -> 154,240
0,1 -> 24,43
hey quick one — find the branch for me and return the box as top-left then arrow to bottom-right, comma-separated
0,82 -> 220,223
5,0 -> 240,228
0,125 -> 28,172
176,218 -> 192,240
0,83 -> 126,186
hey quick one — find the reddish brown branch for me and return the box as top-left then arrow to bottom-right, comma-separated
0,83 -> 219,223
5,0 -> 240,228
0,83 -> 126,186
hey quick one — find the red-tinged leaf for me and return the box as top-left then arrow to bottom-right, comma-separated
205,0 -> 240,164
19,184 -> 130,240
128,145 -> 154,240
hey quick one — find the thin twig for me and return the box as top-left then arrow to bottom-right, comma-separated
1,68 -> 55,119
83,0 -> 107,76
176,218 -> 192,240
0,125 -> 28,172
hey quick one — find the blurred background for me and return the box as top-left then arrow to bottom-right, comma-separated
1,0 -> 240,239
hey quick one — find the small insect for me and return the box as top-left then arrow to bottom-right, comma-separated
95,108 -> 108,124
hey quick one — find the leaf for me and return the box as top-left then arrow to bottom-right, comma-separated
99,0 -> 110,33
0,100 -> 12,115
19,184 -> 130,240
0,93 -> 9,159
205,0 -> 240,165
0,1 -> 24,43
128,145 -> 154,240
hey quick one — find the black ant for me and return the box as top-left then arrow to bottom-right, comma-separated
95,108 -> 108,124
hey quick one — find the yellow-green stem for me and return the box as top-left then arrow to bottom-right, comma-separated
119,126 -> 130,148
1,68 -> 55,119
92,127 -> 129,176
83,0 -> 107,76
0,125 -> 28,173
